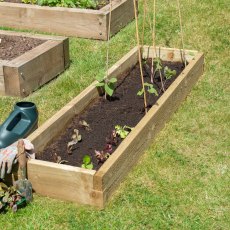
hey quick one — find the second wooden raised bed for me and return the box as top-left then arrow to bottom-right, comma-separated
0,30 -> 69,97
26,46 -> 204,208
0,0 -> 135,40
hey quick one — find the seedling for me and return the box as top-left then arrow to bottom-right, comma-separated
115,125 -> 133,139
95,75 -> 117,99
67,129 -> 82,154
81,155 -> 93,169
106,130 -> 119,146
150,57 -> 165,91
95,150 -> 110,164
104,143 -> 113,153
79,120 -> 91,131
164,66 -> 176,80
137,82 -> 158,97
53,153 -> 68,164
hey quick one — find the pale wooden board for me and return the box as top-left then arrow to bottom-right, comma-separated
142,45 -> 198,62
103,0 -> 135,37
0,60 -> 8,95
0,3 -> 105,39
3,40 -> 64,96
0,29 -> 68,41
93,51 -> 204,205
0,0 -> 134,40
0,30 -> 69,97
27,159 -> 105,207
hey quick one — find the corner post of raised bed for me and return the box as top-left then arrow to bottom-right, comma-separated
102,0 -> 136,38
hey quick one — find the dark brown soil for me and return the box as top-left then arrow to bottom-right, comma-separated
0,34 -> 45,61
4,0 -> 109,10
37,60 -> 184,170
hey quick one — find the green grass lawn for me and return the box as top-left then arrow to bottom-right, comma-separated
0,0 -> 229,229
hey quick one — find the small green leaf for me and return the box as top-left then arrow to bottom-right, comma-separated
95,82 -> 105,87
148,87 -> 158,96
86,163 -> 93,170
144,82 -> 152,87
109,77 -> 117,83
83,155 -> 91,165
105,83 -> 114,96
137,88 -> 144,96
95,76 -> 104,82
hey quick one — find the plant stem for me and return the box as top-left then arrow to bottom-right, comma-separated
133,0 -> 148,114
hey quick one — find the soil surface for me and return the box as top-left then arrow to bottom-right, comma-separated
4,0 -> 110,10
37,60 -> 184,170
0,34 -> 45,61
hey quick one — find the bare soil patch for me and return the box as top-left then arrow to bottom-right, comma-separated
37,60 -> 184,170
0,34 -> 45,61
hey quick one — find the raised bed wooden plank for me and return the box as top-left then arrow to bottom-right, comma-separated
27,160 -> 103,207
0,0 -> 135,40
26,46 -> 203,208
0,60 -> 8,95
0,30 -> 69,97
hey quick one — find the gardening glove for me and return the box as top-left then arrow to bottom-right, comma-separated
0,139 -> 34,179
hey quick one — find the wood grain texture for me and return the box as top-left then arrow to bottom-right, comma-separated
0,0 -> 134,40
0,60 -> 8,95
0,30 -> 67,41
27,159 -> 104,207
104,0 -> 135,38
142,45 -> 199,62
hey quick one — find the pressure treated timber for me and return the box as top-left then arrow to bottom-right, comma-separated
0,0 -> 135,40
0,30 -> 69,97
26,46 -> 204,208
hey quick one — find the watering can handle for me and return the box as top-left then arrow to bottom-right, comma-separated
17,139 -> 27,180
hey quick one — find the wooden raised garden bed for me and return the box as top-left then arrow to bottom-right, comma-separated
26,46 -> 204,208
0,30 -> 69,97
0,0 -> 135,40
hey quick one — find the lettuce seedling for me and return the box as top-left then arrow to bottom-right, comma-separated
115,125 -> 133,139
81,155 -> 93,169
95,76 -> 117,99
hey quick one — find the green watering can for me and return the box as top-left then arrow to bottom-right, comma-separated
0,102 -> 38,149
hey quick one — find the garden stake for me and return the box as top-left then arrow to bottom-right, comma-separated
133,0 -> 148,114
176,0 -> 187,67
150,0 -> 165,91
105,0 -> 113,100
141,0 -> 147,46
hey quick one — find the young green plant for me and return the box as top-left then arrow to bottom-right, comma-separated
115,125 -> 134,139
81,155 -> 93,169
95,75 -> 117,99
